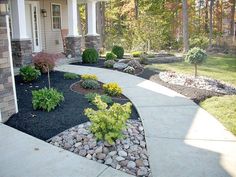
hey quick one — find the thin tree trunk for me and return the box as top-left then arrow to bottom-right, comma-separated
134,0 -> 139,20
182,0 -> 189,52
194,64 -> 197,77
230,0 -> 236,36
205,0 -> 209,32
77,4 -> 85,48
209,0 -> 214,48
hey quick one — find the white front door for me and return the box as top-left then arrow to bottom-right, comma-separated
25,1 -> 42,52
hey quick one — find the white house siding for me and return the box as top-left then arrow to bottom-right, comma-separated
26,0 -> 68,53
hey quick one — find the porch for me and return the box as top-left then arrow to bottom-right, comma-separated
10,0 -> 103,67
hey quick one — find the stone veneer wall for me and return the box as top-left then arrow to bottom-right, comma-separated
11,39 -> 32,67
0,14 -> 17,122
85,35 -> 101,51
65,37 -> 82,58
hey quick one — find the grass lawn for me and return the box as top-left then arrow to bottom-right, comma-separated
149,55 -> 236,86
200,95 -> 236,135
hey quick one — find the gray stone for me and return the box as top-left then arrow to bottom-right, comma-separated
116,156 -> 125,162
137,167 -> 148,176
127,161 -> 136,169
74,142 -> 82,148
113,62 -> 128,70
97,153 -> 106,160
118,150 -> 128,157
95,146 -> 103,154
79,149 -> 87,157
127,59 -> 143,69
108,151 -> 117,156
135,159 -> 144,167
86,154 -> 92,160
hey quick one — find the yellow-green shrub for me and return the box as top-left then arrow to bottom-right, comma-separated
84,96 -> 132,144
103,83 -> 122,96
81,74 -> 98,81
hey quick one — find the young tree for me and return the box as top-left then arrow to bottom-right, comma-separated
229,0 -> 236,36
182,0 -> 189,52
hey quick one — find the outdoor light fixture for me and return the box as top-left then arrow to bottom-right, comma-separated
41,9 -> 47,17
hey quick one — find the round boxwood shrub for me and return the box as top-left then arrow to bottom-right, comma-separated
185,47 -> 207,77
112,45 -> 124,59
105,52 -> 117,60
82,48 -> 99,64
81,79 -> 100,90
20,66 -> 41,82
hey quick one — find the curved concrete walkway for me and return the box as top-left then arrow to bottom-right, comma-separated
56,65 -> 236,177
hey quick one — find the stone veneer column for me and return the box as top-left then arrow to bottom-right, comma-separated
66,0 -> 81,58
11,0 -> 32,66
85,1 -> 100,51
0,13 -> 18,122
11,40 -> 32,66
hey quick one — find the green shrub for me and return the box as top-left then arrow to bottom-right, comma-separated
103,83 -> 122,96
81,74 -> 98,81
82,48 -> 99,64
64,73 -> 79,80
104,60 -> 116,68
139,54 -> 149,65
20,66 -> 41,82
32,88 -> 64,112
189,36 -> 209,49
132,51 -> 143,57
81,79 -> 100,89
84,95 -> 132,144
105,52 -> 117,60
112,45 -> 124,59
185,47 -> 207,77
85,93 -> 113,105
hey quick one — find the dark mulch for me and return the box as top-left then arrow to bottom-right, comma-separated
5,71 -> 139,141
139,68 -> 223,104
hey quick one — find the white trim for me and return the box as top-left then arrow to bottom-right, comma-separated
51,3 -> 62,31
6,15 -> 18,114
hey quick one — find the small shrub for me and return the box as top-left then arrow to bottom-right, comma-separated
64,73 -> 79,80
20,66 -> 41,82
106,52 -> 117,60
104,60 -> 116,68
185,47 -> 207,77
81,79 -> 100,89
112,45 -> 124,59
33,52 -> 57,73
84,95 -> 132,144
123,66 -> 135,74
32,88 -> 64,112
189,36 -> 209,49
103,83 -> 122,96
82,48 -> 99,64
132,51 -> 143,57
139,54 -> 149,65
85,93 -> 113,105
81,74 -> 98,81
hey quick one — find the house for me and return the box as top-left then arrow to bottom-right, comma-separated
0,0 -> 103,123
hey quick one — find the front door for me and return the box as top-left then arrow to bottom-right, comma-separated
25,1 -> 42,52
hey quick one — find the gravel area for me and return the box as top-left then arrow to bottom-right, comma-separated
159,71 -> 236,94
48,119 -> 151,177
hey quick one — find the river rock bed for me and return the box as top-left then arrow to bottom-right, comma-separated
159,71 -> 236,94
48,119 -> 152,177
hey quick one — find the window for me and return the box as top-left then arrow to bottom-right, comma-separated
51,3 -> 61,30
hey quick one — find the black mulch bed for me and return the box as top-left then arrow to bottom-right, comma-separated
5,71 -> 139,141
139,68 -> 223,104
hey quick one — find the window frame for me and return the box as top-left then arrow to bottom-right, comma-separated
51,3 -> 62,31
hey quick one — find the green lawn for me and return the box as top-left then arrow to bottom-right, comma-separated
200,95 -> 236,135
148,55 -> 236,86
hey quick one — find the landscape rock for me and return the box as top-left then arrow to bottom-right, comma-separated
113,62 -> 128,70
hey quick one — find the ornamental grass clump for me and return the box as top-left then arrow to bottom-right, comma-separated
20,66 -> 41,82
84,95 -> 132,144
103,83 -> 122,96
81,79 -> 100,90
132,51 -> 143,57
32,87 -> 64,112
185,47 -> 207,77
64,73 -> 79,80
81,74 -> 98,81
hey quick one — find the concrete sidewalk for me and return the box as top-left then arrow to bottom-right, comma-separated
0,124 -> 134,177
56,65 -> 236,177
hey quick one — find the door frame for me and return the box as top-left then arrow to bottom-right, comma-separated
25,1 -> 42,53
